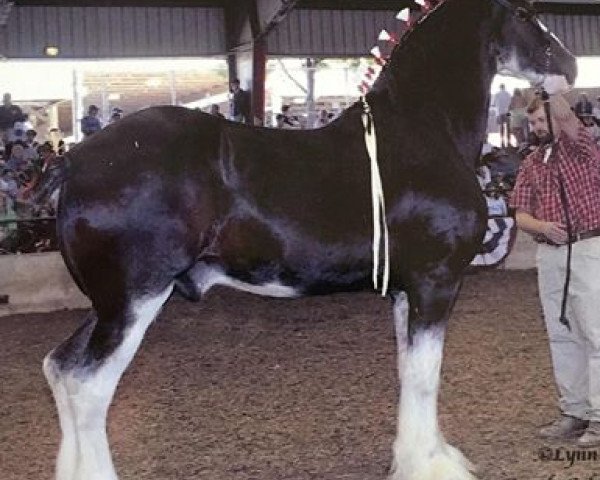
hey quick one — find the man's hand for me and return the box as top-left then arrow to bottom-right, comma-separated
543,76 -> 570,95
515,211 -> 569,244
541,221 -> 569,244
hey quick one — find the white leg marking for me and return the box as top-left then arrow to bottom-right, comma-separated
44,283 -> 173,480
44,356 -> 78,480
393,292 -> 409,375
390,327 -> 476,480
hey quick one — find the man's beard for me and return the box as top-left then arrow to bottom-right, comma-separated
532,130 -> 553,146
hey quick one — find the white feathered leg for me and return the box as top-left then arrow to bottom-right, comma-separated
390,298 -> 475,480
44,284 -> 173,480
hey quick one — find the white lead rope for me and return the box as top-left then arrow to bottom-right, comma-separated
361,98 -> 390,296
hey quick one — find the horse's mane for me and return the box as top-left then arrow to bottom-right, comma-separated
367,0 -> 453,100
382,0 -> 449,70
369,0 -> 494,110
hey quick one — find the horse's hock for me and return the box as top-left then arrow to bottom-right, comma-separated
0,252 -> 90,316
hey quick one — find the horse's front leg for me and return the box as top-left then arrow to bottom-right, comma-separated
390,277 -> 476,480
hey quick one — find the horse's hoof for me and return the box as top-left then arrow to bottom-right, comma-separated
390,441 -> 477,480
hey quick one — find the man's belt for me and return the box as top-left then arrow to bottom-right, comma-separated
535,227 -> 600,246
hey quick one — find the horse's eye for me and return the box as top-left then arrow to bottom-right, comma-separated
515,7 -> 531,21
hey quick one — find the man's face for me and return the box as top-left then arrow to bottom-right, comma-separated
528,107 -> 559,141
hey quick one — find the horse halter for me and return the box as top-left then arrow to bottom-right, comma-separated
491,0 -> 536,19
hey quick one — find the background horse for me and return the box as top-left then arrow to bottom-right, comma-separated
41,0 -> 576,479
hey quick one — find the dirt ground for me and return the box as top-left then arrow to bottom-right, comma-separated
1,269 -> 599,480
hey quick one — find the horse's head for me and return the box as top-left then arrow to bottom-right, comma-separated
492,0 -> 577,92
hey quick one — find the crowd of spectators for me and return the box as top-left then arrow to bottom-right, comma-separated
1,92 -> 68,252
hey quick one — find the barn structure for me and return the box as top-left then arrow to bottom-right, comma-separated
0,0 -> 599,132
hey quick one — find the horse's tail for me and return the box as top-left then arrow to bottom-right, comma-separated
33,154 -> 90,298
31,155 -> 70,206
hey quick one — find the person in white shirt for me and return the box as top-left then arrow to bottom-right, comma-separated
492,83 -> 512,148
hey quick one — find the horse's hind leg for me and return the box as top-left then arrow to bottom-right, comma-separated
43,283 -> 173,480
390,274 -> 476,480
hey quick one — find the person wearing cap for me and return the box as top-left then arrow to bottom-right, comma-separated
510,93 -> 600,446
81,105 -> 102,138
574,92 -> 593,119
580,113 -> 600,147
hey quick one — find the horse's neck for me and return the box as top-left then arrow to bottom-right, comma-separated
371,0 -> 496,158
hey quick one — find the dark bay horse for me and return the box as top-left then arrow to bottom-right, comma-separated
41,0 -> 576,478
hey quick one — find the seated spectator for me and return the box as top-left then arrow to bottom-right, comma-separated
81,105 -> 102,138
24,129 -> 39,149
1,141 -> 33,213
4,141 -> 31,173
38,142 -> 59,172
0,170 -> 19,202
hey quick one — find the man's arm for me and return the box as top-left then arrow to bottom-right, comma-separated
551,94 -> 599,162
515,210 -> 568,244
549,94 -> 581,140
